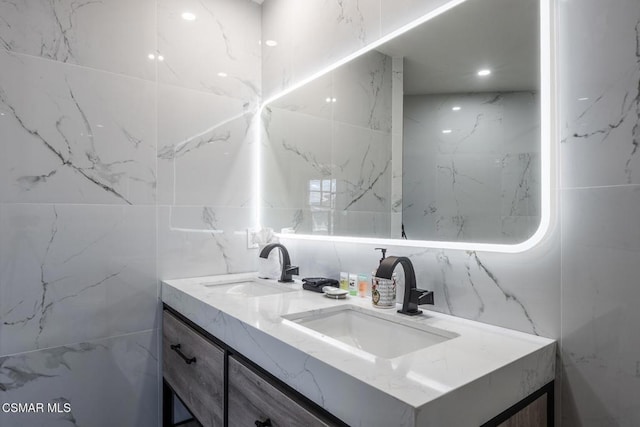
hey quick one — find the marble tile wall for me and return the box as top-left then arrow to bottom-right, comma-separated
403,92 -> 540,243
0,0 -> 261,425
262,49 -> 393,237
156,0 -> 261,284
559,0 -> 640,425
263,0 -> 640,425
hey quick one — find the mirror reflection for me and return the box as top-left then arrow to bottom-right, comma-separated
261,0 -> 541,244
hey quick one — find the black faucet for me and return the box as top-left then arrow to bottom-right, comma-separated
374,256 -> 434,316
259,243 -> 299,283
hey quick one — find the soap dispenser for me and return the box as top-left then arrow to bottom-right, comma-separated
371,248 -> 396,309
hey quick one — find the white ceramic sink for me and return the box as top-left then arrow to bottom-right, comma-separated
202,278 -> 297,297
283,305 -> 458,359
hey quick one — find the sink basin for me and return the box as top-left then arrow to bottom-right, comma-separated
282,305 -> 458,359
202,278 -> 297,297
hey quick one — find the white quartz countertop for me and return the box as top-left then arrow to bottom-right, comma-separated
162,273 -> 555,427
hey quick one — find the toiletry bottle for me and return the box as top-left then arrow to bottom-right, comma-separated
358,273 -> 368,297
348,273 -> 358,296
339,272 -> 349,291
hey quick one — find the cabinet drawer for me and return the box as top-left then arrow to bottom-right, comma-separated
163,310 -> 224,427
228,356 -> 331,427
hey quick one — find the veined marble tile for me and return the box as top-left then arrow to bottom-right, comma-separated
261,0 -> 381,99
157,205 -> 257,280
158,110 -> 255,207
403,92 -> 540,242
404,93 -> 505,156
0,50 -> 157,205
261,106 -> 332,210
502,92 -> 540,154
266,72 -> 333,121
501,216 -> 540,244
331,50 -> 393,132
501,152 -> 541,218
157,0 -> 261,100
561,186 -> 640,426
260,0 -> 295,100
0,0 -> 156,80
0,204 -> 157,356
380,0 -> 457,36
261,207 -> 308,235
156,84 -> 255,206
0,330 -> 159,427
559,0 -> 640,188
263,49 -> 393,215
331,209 -> 392,238
332,122 -> 392,213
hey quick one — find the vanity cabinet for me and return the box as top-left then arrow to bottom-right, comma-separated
228,356 -> 330,427
498,394 -> 547,427
162,310 -> 224,427
482,383 -> 553,427
162,306 -> 344,427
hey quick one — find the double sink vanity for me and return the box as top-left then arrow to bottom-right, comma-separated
160,0 -> 557,422
162,272 -> 555,426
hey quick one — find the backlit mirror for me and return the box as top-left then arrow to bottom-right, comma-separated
259,0 -> 553,252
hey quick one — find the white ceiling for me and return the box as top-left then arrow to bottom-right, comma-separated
377,0 -> 539,95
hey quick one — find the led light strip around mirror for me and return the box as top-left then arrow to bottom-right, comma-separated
255,0 -> 556,254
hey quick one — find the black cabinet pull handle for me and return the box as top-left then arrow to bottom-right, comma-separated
255,418 -> 272,426
170,344 -> 196,365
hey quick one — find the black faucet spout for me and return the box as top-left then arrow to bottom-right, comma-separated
374,256 -> 434,316
259,243 -> 298,283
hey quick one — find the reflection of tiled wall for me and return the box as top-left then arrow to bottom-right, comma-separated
262,50 -> 393,237
261,0 -> 454,99
264,0 -> 640,425
403,92 -> 540,243
0,0 -> 260,424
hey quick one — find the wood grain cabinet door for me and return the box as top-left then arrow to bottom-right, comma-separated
228,356 -> 332,427
163,310 -> 224,427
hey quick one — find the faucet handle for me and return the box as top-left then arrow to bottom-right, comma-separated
398,288 -> 434,316
279,265 -> 299,283
413,288 -> 434,305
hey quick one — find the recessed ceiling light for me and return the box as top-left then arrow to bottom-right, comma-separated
157,55 -> 164,61
217,72 -> 228,77
477,69 -> 491,76
452,106 -> 461,111
578,97 -> 589,101
148,53 -> 155,60
265,40 -> 278,47
182,12 -> 196,21
442,129 -> 452,134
